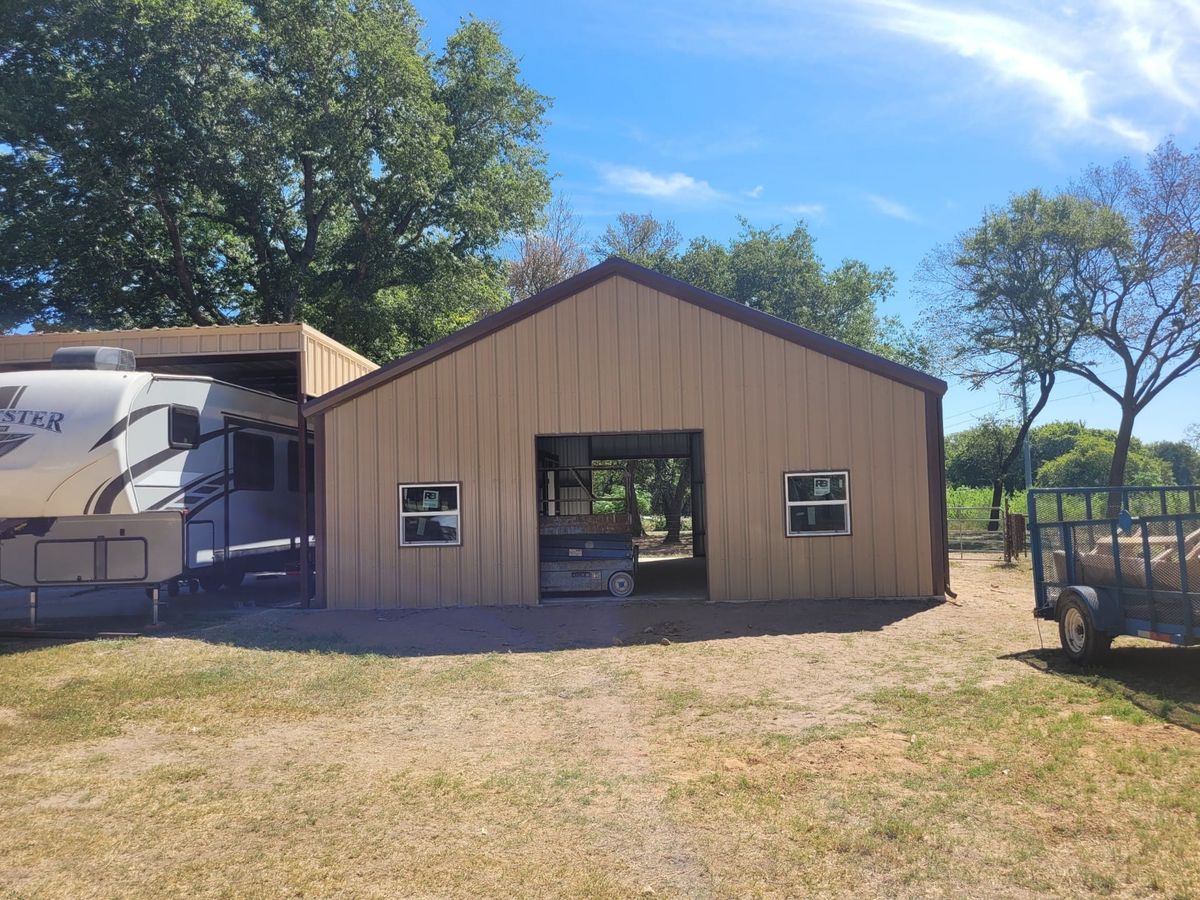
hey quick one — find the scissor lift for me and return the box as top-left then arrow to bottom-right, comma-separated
537,464 -> 639,598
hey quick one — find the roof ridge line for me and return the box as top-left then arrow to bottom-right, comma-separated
303,257 -> 946,417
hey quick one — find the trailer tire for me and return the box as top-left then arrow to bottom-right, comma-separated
608,571 -> 635,598
222,569 -> 245,590
1058,596 -> 1109,664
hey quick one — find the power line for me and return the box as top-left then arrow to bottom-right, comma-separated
943,366 -> 1128,426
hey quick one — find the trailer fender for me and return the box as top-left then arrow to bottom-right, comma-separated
1056,587 -> 1119,634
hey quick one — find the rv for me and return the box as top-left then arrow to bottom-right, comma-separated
0,346 -> 311,593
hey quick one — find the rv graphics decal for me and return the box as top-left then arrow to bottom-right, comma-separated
0,432 -> 32,459
0,385 -> 64,458
0,408 -> 66,433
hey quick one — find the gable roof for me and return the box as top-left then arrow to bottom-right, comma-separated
304,257 -> 946,417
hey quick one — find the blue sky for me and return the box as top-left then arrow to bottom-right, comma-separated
424,0 -> 1200,441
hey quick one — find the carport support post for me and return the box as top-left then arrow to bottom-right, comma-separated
296,352 -> 312,608
28,589 -> 37,628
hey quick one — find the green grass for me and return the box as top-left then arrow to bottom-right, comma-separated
947,484 -> 1027,514
1,592 -> 1197,898
665,674 -> 1200,897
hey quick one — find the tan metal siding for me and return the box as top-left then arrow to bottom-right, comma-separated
321,275 -> 937,607
299,327 -> 377,397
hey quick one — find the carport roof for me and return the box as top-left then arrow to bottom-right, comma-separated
0,323 -> 376,400
304,257 -> 946,417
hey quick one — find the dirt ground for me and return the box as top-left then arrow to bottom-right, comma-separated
1,559 -> 1197,898
636,529 -> 694,559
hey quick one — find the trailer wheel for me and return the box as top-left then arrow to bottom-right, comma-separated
222,570 -> 245,590
1058,596 -> 1109,664
608,571 -> 635,598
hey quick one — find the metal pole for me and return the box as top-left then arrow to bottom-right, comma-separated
28,589 -> 37,628
1020,370 -> 1033,490
296,350 -> 312,608
151,586 -> 160,627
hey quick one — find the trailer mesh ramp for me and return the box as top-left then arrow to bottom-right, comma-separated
1030,487 -> 1200,634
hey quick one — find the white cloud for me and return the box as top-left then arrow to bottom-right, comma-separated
858,0 -> 1200,147
869,2 -> 1091,124
783,202 -> 825,216
747,185 -> 765,198
637,0 -> 1200,150
1101,115 -> 1157,152
598,164 -> 726,204
865,193 -> 918,221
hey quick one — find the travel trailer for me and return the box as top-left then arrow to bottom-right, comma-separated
0,346 -> 311,593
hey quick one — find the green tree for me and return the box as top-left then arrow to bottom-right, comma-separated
642,458 -> 691,545
945,418 -> 1022,492
1147,441 -> 1200,486
1037,433 -> 1173,488
1063,141 -> 1200,491
948,418 -> 1189,492
919,190 -> 1122,525
1029,421 -> 1092,473
598,214 -> 925,366
0,0 -> 550,360
592,212 -> 682,272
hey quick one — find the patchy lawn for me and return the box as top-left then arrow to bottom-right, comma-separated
1,561 -> 1197,898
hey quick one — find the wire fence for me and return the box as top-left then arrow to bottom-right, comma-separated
947,504 -> 1028,562
947,505 -> 1006,558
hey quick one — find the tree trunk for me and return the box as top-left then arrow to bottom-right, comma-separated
662,469 -> 689,545
988,478 -> 1005,532
151,186 -> 207,325
281,282 -> 302,323
627,461 -> 644,537
1106,401 -> 1139,515
986,372 -> 1055,531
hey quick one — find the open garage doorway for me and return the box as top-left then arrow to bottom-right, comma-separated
535,431 -> 707,602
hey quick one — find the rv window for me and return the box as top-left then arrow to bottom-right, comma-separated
287,440 -> 315,493
168,406 -> 200,449
233,432 -> 275,491
398,483 -> 461,546
785,471 -> 850,536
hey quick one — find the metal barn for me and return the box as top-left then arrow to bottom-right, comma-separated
304,258 -> 950,608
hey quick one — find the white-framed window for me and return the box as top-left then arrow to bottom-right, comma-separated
398,483 -> 461,546
785,471 -> 850,536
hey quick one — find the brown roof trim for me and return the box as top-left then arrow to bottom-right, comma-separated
303,257 -> 947,417
925,392 -> 950,597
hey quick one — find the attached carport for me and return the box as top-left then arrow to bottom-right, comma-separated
0,323 -> 376,604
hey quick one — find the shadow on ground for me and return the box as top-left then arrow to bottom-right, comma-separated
1,590 -> 943,659
184,594 -> 943,658
1007,645 -> 1200,732
0,575 -> 304,655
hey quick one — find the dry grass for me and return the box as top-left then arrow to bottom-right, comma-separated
1,561 -> 1198,898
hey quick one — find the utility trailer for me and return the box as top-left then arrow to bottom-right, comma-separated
1030,486 -> 1200,663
